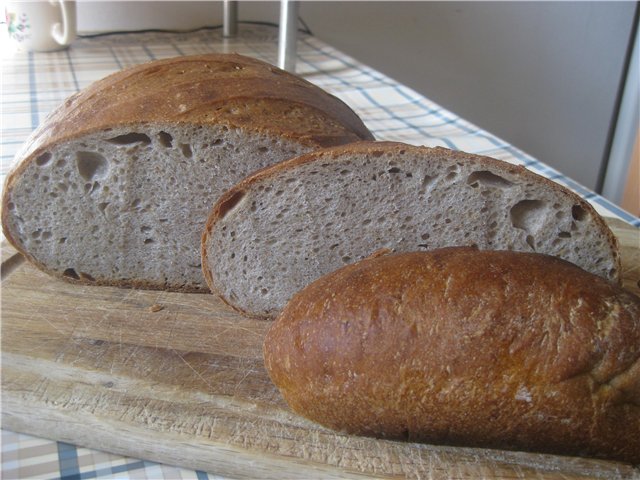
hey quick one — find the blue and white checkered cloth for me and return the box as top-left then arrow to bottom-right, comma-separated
1,23 -> 638,480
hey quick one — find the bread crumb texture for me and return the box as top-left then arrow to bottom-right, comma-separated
205,141 -> 620,317
5,125 -> 310,290
263,248 -> 640,463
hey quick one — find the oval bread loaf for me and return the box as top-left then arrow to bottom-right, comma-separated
203,141 -> 620,317
263,248 -> 640,463
1,53 -> 373,291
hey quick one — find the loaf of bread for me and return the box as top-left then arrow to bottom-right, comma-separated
1,53 -> 373,291
263,248 -> 640,463
202,141 -> 620,317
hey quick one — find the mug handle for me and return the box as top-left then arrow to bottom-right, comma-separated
51,0 -> 77,46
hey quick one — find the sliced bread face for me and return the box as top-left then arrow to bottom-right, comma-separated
202,141 -> 620,317
4,125 -> 311,290
2,54 -> 374,291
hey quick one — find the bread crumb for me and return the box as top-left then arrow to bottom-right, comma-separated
149,303 -> 165,313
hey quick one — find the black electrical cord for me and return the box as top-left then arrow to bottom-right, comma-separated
77,19 -> 313,40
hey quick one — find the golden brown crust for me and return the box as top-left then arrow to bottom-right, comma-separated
263,248 -> 640,463
9,54 -> 372,165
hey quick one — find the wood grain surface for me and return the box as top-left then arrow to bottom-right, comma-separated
2,218 -> 639,479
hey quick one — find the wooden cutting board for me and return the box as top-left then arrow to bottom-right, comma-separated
2,218 -> 639,479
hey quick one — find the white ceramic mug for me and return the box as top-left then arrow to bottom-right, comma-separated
5,1 -> 77,52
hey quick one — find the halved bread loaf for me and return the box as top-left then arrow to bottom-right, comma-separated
202,141 -> 620,318
1,53 -> 373,291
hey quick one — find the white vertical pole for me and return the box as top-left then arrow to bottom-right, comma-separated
223,0 -> 238,38
278,0 -> 300,72
602,19 -> 639,204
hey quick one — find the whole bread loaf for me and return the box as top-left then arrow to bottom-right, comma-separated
202,141 -> 620,317
1,53 -> 373,291
263,248 -> 640,463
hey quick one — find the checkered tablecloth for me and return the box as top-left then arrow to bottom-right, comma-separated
1,23 -> 638,480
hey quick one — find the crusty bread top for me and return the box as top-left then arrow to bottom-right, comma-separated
264,248 -> 640,462
9,53 -> 374,167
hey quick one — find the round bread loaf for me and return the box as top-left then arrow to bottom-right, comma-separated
263,248 -> 640,463
2,53 -> 373,292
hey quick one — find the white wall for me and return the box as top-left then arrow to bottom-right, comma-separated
303,2 -> 636,192
77,1 -> 278,32
77,1 -> 637,192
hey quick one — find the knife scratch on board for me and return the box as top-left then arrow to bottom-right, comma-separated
173,348 -> 214,392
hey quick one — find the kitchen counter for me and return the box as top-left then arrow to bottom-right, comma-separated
2,24 -> 638,480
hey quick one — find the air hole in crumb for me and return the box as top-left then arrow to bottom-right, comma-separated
258,146 -> 268,153
218,190 -> 246,220
418,243 -> 429,249
84,181 -> 100,194
76,151 -> 108,181
510,199 -> 547,233
59,237 -> 67,244
36,152 -> 52,166
419,174 -> 436,193
526,235 -> 536,250
141,226 -> 152,233
261,288 -> 268,295
63,268 -> 80,280
467,170 -> 514,189
158,131 -> 173,148
558,231 -> 571,238
571,204 -> 587,221
106,132 -> 151,145
342,255 -> 352,263
79,272 -> 95,281
180,143 -> 193,158
388,167 -> 401,174
144,238 -> 155,244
